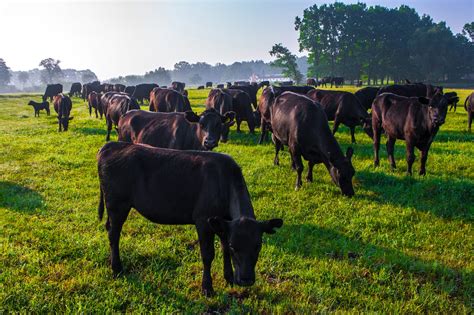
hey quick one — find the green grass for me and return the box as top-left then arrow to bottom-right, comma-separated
0,86 -> 473,313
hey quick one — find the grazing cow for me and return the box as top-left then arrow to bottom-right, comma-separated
330,77 -> 344,88
132,83 -> 159,104
223,89 -> 256,133
69,82 -> 82,97
319,77 -> 331,87
149,88 -> 190,113
445,92 -> 458,112
257,87 -> 276,144
97,141 -> 283,296
82,81 -> 101,101
465,92 -> 474,132
234,81 -> 250,86
124,86 -> 135,95
377,83 -> 443,98
100,83 -> 114,93
53,94 -> 73,132
273,85 -> 314,95
354,87 -> 379,111
27,100 -> 50,116
198,85 -> 205,90
307,89 -> 373,143
355,80 -> 362,87
306,78 -> 317,86
205,82 -> 212,88
43,84 -> 63,102
271,92 -> 355,195
114,84 -> 126,92
105,94 -> 140,141
372,92 -> 457,175
171,81 -> 186,93
216,84 -> 224,89
88,91 -> 103,118
206,89 -> 235,142
279,81 -> 293,86
229,83 -> 265,109
119,109 -> 235,151
226,82 -> 232,88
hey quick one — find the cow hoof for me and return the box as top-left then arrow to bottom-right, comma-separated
274,159 -> 279,166
202,287 -> 215,297
306,178 -> 313,183
419,170 -> 426,176
374,161 -> 379,167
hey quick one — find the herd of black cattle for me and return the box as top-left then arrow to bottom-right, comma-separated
25,79 -> 472,296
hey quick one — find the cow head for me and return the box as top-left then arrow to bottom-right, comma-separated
208,216 -> 283,287
329,147 -> 355,197
360,115 -> 373,139
184,109 -> 235,150
58,116 -> 73,131
419,92 -> 452,128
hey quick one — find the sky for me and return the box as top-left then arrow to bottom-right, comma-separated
1,0 -> 472,80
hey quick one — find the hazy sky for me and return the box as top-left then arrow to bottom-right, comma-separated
1,0 -> 472,80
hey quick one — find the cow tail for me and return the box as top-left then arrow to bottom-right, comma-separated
98,185 -> 105,221
465,96 -> 469,112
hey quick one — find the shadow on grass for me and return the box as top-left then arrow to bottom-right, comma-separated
75,127 -> 108,136
267,223 -> 472,305
0,181 -> 44,213
357,171 -> 474,221
433,130 -> 474,143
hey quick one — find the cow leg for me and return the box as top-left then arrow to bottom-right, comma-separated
106,119 -> 112,141
373,126 -> 381,167
95,107 -> 98,118
332,120 -> 340,135
350,126 -> 356,144
290,145 -> 304,190
306,161 -> 315,182
419,145 -> 431,176
258,123 -> 267,144
405,141 -> 415,176
468,111 -> 472,132
58,119 -> 62,132
219,238 -> 234,286
272,134 -> 282,166
106,205 -> 130,277
236,119 -> 241,133
386,137 -> 396,170
196,220 -> 215,296
89,105 -> 92,117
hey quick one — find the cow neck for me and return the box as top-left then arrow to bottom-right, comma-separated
419,104 -> 439,135
228,182 -> 255,221
320,131 -> 345,169
191,122 -> 206,150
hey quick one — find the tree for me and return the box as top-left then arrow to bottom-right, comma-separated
0,58 -> 12,86
189,73 -> 202,84
18,71 -> 29,88
39,58 -> 62,84
463,22 -> 474,41
144,67 -> 171,85
269,44 -> 303,84
81,71 -> 97,83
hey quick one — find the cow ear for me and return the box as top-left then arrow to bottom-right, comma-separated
222,111 -> 236,125
260,219 -> 283,234
184,111 -> 200,123
208,217 -> 229,236
346,147 -> 354,160
418,97 -> 430,105
68,117 -> 74,120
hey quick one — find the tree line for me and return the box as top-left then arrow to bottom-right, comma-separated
290,2 -> 474,84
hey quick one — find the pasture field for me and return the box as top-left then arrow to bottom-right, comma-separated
0,87 -> 473,313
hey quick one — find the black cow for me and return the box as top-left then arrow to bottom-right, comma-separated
271,92 -> 355,195
206,82 -> 212,88
372,92 -> 457,175
206,89 -> 235,142
354,87 -> 379,111
171,81 -> 186,93
223,89 -> 256,133
124,86 -> 135,95
445,92 -> 458,112
97,141 -> 283,296
114,84 -> 126,92
88,91 -> 103,118
53,94 -> 73,132
82,81 -> 101,101
306,78 -> 317,86
149,88 -> 190,113
27,100 -> 50,116
198,85 -> 205,90
43,84 -> 63,102
132,83 -> 159,104
279,81 -> 293,86
234,81 -> 250,86
377,83 -> 443,98
229,83 -> 264,109
273,85 -> 315,95
216,84 -> 224,89
319,77 -> 331,87
331,77 -> 344,88
118,109 -> 234,151
307,89 -> 372,143
105,94 -> 140,141
465,92 -> 474,132
69,82 -> 82,97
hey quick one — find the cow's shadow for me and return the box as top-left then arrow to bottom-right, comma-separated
433,129 -> 474,143
266,223 -> 471,306
357,171 -> 474,221
74,127 -> 108,136
0,181 -> 44,213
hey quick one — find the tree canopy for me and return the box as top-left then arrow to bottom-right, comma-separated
0,58 -> 12,86
295,3 -> 474,83
39,58 -> 62,84
269,44 -> 303,84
